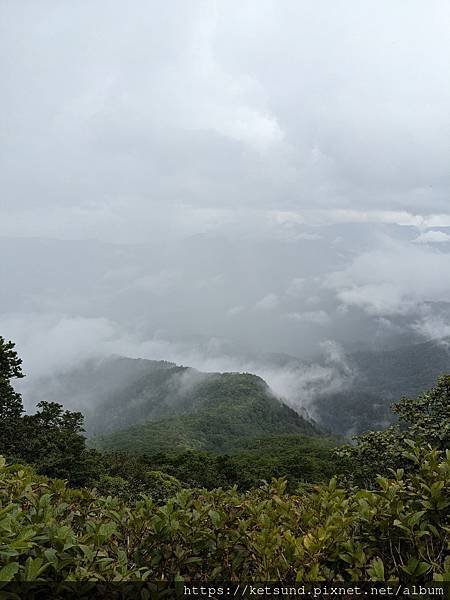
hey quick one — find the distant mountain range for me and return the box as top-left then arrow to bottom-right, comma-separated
314,337 -> 450,434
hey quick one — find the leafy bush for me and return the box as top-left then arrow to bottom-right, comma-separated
0,443 -> 448,583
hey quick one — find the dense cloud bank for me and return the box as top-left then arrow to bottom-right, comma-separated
2,1 -> 449,238
1,2 -> 450,407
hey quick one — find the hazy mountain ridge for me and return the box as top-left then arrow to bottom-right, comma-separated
92,372 -> 319,454
20,337 -> 450,440
314,337 -> 450,434
29,356 -> 223,433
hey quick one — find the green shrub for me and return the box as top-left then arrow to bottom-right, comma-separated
140,470 -> 182,504
0,444 -> 448,582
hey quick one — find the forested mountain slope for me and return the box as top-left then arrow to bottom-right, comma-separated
26,356 -> 231,434
92,372 -> 319,453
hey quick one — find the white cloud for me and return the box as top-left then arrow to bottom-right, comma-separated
270,210 -> 450,229
0,314 -> 116,378
336,283 -> 411,316
412,315 -> 450,344
255,293 -> 279,310
305,296 -> 321,306
295,232 -> 322,241
227,305 -> 245,316
413,230 -> 450,244
325,239 -> 450,316
285,310 -> 330,325
285,278 -> 307,297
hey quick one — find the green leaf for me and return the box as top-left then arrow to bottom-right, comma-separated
23,557 -> 50,581
208,510 -> 221,527
408,510 -> 426,527
0,562 -> 19,586
401,558 -> 431,577
368,557 -> 385,581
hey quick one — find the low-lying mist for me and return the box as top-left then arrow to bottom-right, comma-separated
6,312 -> 354,417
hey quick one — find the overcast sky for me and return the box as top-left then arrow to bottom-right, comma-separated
1,1 -> 450,387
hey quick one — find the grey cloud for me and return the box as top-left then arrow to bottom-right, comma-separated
285,311 -> 330,325
1,1 -> 450,397
1,1 -> 450,243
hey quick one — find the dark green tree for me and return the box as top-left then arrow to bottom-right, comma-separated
0,335 -> 102,486
21,401 -> 102,486
335,374 -> 450,486
0,336 -> 24,457
393,373 -> 450,448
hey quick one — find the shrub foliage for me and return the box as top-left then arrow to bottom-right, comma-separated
0,443 -> 448,583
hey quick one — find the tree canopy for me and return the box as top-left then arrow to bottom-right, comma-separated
0,336 -> 101,486
0,336 -> 24,457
